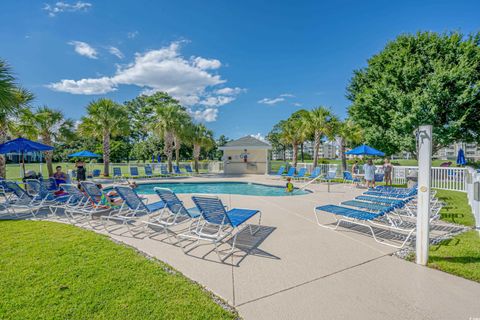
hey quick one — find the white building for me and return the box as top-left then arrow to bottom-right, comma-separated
272,141 -> 337,160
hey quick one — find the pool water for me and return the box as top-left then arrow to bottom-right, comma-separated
134,182 -> 310,196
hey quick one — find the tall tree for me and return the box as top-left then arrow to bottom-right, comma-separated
348,31 -> 480,156
0,59 -> 34,178
19,106 -> 74,176
302,106 -> 336,167
173,112 -> 192,167
125,95 -> 156,142
336,119 -> 363,171
267,121 -> 288,160
78,99 -> 130,176
186,123 -> 215,173
280,115 -> 305,168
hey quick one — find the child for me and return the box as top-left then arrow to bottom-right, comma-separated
285,177 -> 294,193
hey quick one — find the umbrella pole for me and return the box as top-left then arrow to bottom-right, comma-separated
21,151 -> 26,178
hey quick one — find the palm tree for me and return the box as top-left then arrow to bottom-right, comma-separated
153,104 -> 188,172
336,119 -> 363,171
78,99 -> 130,176
0,59 -> 34,178
173,111 -> 192,167
280,117 -> 304,168
187,123 -> 214,173
19,106 -> 74,176
303,106 -> 337,167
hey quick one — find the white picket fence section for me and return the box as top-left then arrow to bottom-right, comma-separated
465,167 -> 480,231
293,163 -> 339,176
392,166 -> 467,192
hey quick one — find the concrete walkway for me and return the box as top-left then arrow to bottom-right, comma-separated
16,175 -> 480,319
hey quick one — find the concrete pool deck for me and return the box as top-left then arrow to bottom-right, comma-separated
8,174 -> 480,319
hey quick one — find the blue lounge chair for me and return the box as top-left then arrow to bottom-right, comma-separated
374,173 -> 385,183
160,165 -> 170,176
283,167 -> 296,178
143,188 -> 201,237
92,169 -> 101,178
185,195 -> 262,260
54,183 -> 91,219
129,166 -> 139,178
185,164 -> 195,175
355,195 -> 406,208
343,171 -> 360,184
144,165 -> 153,178
102,185 -> 166,233
4,180 -> 52,217
113,167 -> 126,183
314,204 -> 415,248
173,165 -> 184,175
294,167 -> 307,180
309,167 -> 321,180
272,165 -> 285,177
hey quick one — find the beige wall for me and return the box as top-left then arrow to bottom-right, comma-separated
223,149 -> 268,174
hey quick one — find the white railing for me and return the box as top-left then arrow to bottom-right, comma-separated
391,166 -> 467,192
465,167 -> 480,231
294,163 -> 340,177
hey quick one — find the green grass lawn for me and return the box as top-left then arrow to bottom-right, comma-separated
427,189 -> 479,282
0,221 -> 236,320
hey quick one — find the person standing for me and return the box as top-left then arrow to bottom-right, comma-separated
75,160 -> 86,182
383,158 -> 393,186
363,159 -> 377,188
351,160 -> 359,174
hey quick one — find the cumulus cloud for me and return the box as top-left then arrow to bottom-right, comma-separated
193,57 -> 221,70
280,93 -> 295,97
108,46 -> 124,59
258,97 -> 285,105
43,1 -> 92,17
189,108 -> 218,122
250,133 -> 266,141
48,42 -> 243,121
68,41 -> 98,59
215,87 -> 245,95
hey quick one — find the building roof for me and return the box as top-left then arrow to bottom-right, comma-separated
219,136 -> 272,150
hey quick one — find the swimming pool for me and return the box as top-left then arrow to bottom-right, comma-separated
134,182 -> 311,196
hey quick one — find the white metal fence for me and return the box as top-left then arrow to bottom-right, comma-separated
465,167 -> 480,231
391,166 -> 467,192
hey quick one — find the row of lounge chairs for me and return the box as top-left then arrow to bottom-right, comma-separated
112,164 -> 196,182
314,184 -> 442,248
0,179 -> 261,261
273,166 -> 337,182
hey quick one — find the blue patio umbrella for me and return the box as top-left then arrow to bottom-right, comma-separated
456,148 -> 466,166
152,154 -> 155,163
68,150 -> 101,158
0,137 -> 54,176
345,144 -> 385,156
157,155 -> 162,163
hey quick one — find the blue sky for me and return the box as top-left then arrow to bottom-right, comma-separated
1,1 -> 479,139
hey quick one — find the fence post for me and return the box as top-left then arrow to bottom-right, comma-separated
416,125 -> 432,266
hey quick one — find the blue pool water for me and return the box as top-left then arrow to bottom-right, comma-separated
134,182 -> 310,196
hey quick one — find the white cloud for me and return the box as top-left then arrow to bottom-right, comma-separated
108,46 -> 124,59
48,42 -> 243,119
43,1 -> 92,17
215,87 -> 245,95
193,57 -> 221,70
293,102 -> 302,107
258,97 -> 285,105
250,133 -> 266,141
48,77 -> 116,95
127,31 -> 139,39
189,108 -> 218,122
68,41 -> 98,59
258,92 -> 295,105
